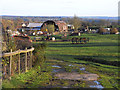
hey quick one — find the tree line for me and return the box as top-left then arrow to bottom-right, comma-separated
1,15 -> 119,36
62,15 -> 119,33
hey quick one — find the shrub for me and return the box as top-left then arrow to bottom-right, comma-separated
7,36 -> 17,52
14,36 -> 32,50
2,42 -> 7,52
33,42 -> 47,68
15,39 -> 32,50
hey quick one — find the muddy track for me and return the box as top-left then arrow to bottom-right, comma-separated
46,60 -> 104,89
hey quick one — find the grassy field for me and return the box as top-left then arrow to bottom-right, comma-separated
46,34 -> 119,64
44,33 -> 119,88
2,33 -> 120,89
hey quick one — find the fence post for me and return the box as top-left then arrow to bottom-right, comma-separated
18,49 -> 20,74
9,49 -> 12,80
3,64 -> 6,79
30,51 -> 32,69
25,48 -> 27,72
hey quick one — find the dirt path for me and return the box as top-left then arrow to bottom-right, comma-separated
46,59 -> 104,89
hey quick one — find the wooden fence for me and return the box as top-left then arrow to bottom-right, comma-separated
1,47 -> 34,80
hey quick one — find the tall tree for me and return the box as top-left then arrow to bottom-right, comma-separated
2,19 -> 15,31
2,19 -> 15,41
69,15 -> 81,32
13,18 -> 24,31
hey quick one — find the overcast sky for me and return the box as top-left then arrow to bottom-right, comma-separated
0,0 -> 119,16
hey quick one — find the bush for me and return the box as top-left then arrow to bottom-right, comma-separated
14,36 -> 32,50
15,39 -> 32,50
7,36 -> 17,52
33,42 -> 47,68
2,42 -> 7,52
110,28 -> 118,34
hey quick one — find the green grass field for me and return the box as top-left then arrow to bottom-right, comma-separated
44,33 -> 119,88
2,33 -> 119,89
46,34 -> 119,64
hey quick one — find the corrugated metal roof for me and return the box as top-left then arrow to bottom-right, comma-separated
27,23 -> 43,28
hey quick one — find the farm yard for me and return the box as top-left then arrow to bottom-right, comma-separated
2,33 -> 120,89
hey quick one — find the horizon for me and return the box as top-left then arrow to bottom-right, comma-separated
1,15 -> 118,17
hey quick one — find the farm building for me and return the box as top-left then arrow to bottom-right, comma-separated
21,23 -> 43,35
67,24 -> 74,31
25,23 -> 43,31
42,20 -> 68,33
20,20 -> 68,35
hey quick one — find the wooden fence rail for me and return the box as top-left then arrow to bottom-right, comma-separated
2,47 -> 34,57
1,47 -> 34,80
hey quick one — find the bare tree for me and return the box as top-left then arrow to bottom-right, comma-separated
69,15 -> 81,32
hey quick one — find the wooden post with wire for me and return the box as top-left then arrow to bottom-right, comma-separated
18,49 -> 20,74
1,47 -> 34,79
9,49 -> 12,80
25,48 -> 27,72
30,50 -> 32,69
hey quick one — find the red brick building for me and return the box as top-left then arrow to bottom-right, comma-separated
42,20 -> 68,33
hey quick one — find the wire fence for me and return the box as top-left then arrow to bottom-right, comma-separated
1,47 -> 34,80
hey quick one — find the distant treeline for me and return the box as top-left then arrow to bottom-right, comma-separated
1,15 -> 119,33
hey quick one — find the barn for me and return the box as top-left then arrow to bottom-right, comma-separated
21,20 -> 68,35
41,20 -> 68,33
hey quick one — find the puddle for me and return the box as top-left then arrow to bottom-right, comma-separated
52,65 -> 61,68
50,61 -> 103,88
3,72 -> 6,75
52,69 -> 61,73
89,80 -> 104,89
63,87 -> 69,88
80,68 -> 85,71
68,64 -> 74,67
94,81 -> 100,85
90,85 -> 104,89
